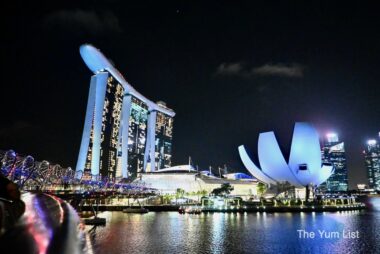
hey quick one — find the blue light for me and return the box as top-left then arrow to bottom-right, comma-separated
239,122 -> 334,187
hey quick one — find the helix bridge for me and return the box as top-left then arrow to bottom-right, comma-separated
0,149 -> 155,197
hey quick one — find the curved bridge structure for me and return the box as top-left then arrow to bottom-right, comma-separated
0,149 -> 156,195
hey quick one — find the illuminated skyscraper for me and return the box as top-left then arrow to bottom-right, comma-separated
155,102 -> 174,170
364,139 -> 380,191
319,133 -> 348,192
76,44 -> 175,179
127,96 -> 149,177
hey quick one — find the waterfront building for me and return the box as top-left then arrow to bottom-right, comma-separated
319,133 -> 348,192
154,102 -> 174,170
138,165 -> 258,197
364,139 -> 380,191
223,173 -> 254,180
76,44 -> 175,179
239,122 -> 334,189
126,96 -> 149,177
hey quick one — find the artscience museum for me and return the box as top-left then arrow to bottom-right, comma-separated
239,122 -> 334,197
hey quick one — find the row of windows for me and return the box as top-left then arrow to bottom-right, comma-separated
84,74 -> 174,178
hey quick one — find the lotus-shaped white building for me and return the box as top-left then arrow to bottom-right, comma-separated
239,122 -> 334,188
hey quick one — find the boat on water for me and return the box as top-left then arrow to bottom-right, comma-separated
122,207 -> 149,213
178,206 -> 186,214
179,206 -> 202,214
186,207 -> 202,214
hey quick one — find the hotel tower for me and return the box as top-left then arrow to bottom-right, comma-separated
76,44 -> 175,180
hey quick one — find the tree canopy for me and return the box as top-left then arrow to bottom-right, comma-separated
211,183 -> 234,196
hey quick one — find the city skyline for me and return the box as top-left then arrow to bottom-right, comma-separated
2,2 -> 380,188
2,3 -> 380,254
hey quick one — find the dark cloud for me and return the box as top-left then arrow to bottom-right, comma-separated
215,62 -> 304,78
215,62 -> 244,76
252,63 -> 304,78
44,9 -> 122,35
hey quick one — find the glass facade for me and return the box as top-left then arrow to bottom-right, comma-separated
77,45 -> 175,180
84,128 -> 93,176
364,140 -> 380,190
155,111 -> 173,169
79,75 -> 174,180
84,75 -> 124,179
127,96 -> 148,177
319,134 -> 348,192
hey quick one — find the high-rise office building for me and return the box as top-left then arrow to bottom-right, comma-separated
76,44 -> 175,180
364,139 -> 380,191
319,133 -> 348,192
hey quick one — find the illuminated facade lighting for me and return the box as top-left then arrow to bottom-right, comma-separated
364,138 -> 380,191
319,133 -> 348,192
238,122 -> 334,188
155,110 -> 173,169
76,44 -> 175,179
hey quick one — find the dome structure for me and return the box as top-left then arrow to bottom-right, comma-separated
238,122 -> 334,188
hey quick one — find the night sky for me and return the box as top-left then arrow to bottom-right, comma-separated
2,1 -> 380,188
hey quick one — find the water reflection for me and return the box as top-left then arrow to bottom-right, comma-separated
87,198 -> 380,254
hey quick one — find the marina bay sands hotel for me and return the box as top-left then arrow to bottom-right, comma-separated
76,44 -> 175,179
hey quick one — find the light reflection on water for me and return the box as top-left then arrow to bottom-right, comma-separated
87,197 -> 380,254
